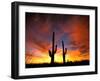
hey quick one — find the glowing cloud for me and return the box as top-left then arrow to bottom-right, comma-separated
25,13 -> 89,64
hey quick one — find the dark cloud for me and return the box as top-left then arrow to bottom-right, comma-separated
26,12 -> 89,56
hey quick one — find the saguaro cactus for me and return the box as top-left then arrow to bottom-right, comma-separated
62,41 -> 67,64
49,32 -> 57,64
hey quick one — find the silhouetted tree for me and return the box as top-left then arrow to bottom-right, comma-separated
48,32 -> 57,64
62,41 -> 67,64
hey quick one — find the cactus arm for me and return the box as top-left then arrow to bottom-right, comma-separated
49,50 -> 52,57
54,45 -> 57,53
62,41 -> 67,54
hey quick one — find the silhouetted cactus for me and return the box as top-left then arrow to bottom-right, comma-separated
62,41 -> 67,64
49,32 -> 57,64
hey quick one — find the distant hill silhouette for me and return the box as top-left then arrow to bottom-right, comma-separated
26,60 -> 89,68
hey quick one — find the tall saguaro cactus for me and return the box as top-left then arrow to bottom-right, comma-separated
62,41 -> 67,64
49,32 -> 57,64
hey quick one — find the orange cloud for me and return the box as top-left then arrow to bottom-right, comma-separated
26,48 -> 89,64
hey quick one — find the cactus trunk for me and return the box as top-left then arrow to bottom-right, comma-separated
49,32 -> 57,64
62,41 -> 67,64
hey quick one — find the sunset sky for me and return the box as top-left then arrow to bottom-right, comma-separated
25,13 -> 89,64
